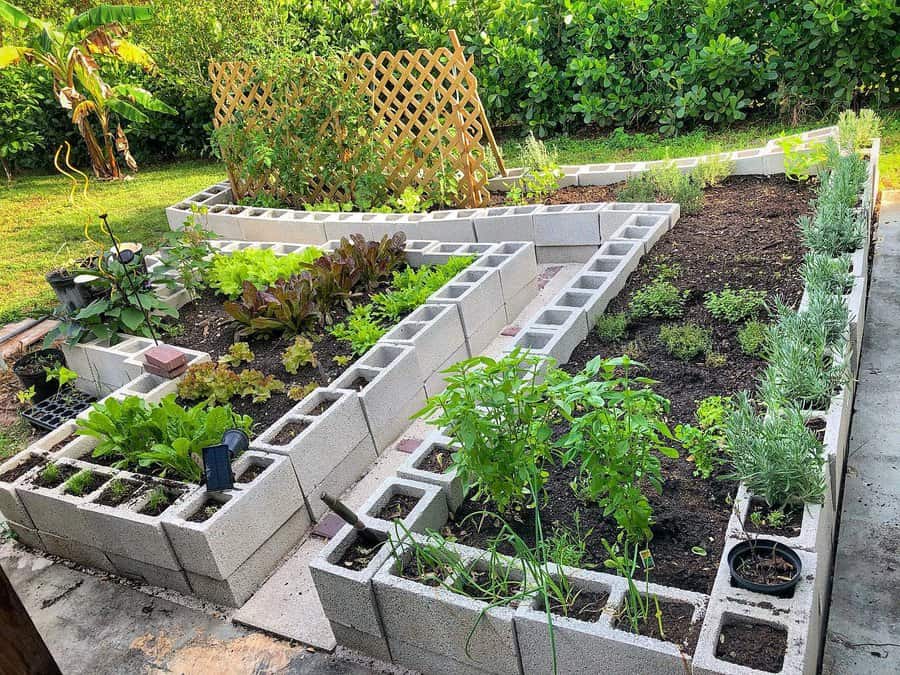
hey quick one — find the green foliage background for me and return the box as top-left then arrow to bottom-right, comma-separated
2,0 -> 897,172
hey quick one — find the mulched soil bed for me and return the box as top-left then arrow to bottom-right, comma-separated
0,454 -> 44,483
744,499 -> 804,537
96,479 -> 143,507
170,271 -> 413,435
716,620 -> 787,672
548,588 -> 609,622
377,493 -> 420,521
338,535 -> 386,571
443,176 -> 813,596
616,598 -> 699,653
487,184 -> 619,208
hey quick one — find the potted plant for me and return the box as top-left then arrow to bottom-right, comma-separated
727,539 -> 802,596
12,348 -> 65,402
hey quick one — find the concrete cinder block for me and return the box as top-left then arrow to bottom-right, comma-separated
5,520 -> 44,549
473,206 -> 537,242
516,564 -> 707,675
373,542 -> 525,675
474,242 -> 539,304
505,278 -> 539,323
416,210 -> 479,241
424,343 -> 469,398
186,506 -> 310,607
429,267 -> 503,339
419,241 -> 495,266
381,303 -> 467,381
532,204 -> 603,246
402,239 -> 437,266
466,304 -> 509,356
253,389 -> 372,498
310,522 -> 393,636
269,211 -> 328,244
107,552 -> 193,595
486,168 -> 527,192
562,271 -> 624,326
396,431 -> 464,511
360,477 -> 448,533
17,459 -> 115,546
323,213 -> 374,241
512,306 -> 590,365
0,450 -> 49,529
598,203 -> 649,239
387,637 -> 498,675
535,245 -> 598,264
329,345 -> 427,452
203,209 -> 244,239
731,148 -> 766,175
161,453 -> 304,580
594,239 -> 643,277
38,530 -> 116,573
307,435 -> 380,521
331,620 -> 393,663
609,213 -> 669,254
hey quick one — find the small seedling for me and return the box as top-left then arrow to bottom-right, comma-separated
16,386 -> 35,405
145,487 -> 170,512
630,279 -> 687,319
333,354 -> 352,367
219,341 -> 254,367
282,336 -> 318,374
288,382 -> 318,401
105,478 -> 131,502
594,312 -> 628,341
45,364 -> 79,388
64,469 -> 96,496
39,463 -> 60,484
705,352 -> 727,368
738,320 -> 768,357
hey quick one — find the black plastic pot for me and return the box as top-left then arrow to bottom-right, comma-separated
12,348 -> 66,403
46,269 -> 95,313
21,386 -> 95,431
728,539 -> 802,596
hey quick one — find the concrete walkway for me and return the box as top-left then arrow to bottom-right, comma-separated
823,192 -> 900,673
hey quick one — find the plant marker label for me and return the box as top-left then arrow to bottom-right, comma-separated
640,549 -> 655,570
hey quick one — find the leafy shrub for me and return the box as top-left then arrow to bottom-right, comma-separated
724,393 -> 825,509
616,173 -> 656,203
693,153 -> 735,188
629,280 -> 687,319
76,395 -> 252,482
617,162 -> 703,214
282,336 -> 318,374
704,287 -> 767,322
224,278 -> 317,339
594,312 -> 628,341
207,248 -> 322,299
659,323 -> 711,361
737,320 -> 768,357
413,350 -> 555,513
159,207 -> 217,295
801,252 -> 853,296
837,109 -> 881,153
553,355 -> 678,541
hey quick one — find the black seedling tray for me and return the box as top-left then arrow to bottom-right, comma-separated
22,387 -> 95,431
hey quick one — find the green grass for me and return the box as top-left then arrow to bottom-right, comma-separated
0,160 -> 224,323
0,419 -> 32,461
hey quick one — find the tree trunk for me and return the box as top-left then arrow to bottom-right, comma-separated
98,112 -> 121,180
75,115 -> 114,179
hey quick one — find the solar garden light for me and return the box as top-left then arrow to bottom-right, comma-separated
202,429 -> 250,492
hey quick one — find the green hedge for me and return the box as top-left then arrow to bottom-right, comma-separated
7,0 -> 897,171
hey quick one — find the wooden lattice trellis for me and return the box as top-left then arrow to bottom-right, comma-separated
209,32 -> 504,208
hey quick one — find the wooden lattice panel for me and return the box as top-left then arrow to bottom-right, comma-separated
208,35 -> 500,208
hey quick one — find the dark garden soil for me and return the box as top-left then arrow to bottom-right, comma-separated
33,464 -> 77,489
443,176 -> 814,596
548,588 -> 609,622
616,599 -> 699,653
457,569 -> 524,606
96,479 -> 143,507
377,493 -> 420,521
0,454 -> 44,483
486,184 -> 619,208
271,420 -> 310,446
188,499 -> 222,523
170,270 -> 411,436
744,499 -> 804,537
716,620 -> 787,672
418,446 -> 454,474
47,433 -> 76,453
338,535 -> 386,571
236,463 -> 265,484
138,486 -> 186,517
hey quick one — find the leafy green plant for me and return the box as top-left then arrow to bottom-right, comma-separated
45,364 -> 78,388
658,323 -> 711,361
0,64 -> 42,181
177,362 -> 285,404
801,252 -> 853,296
616,173 -> 656,203
724,392 -> 826,509
219,342 -> 254,367
76,394 -> 252,482
649,162 -> 703,213
675,395 -> 732,479
704,287 -> 766,322
144,486 -> 170,513
39,463 -> 60,485
602,532 -> 662,634
507,133 -> 562,204
332,233 -> 406,292
330,305 -> 386,356
371,255 -> 475,321
552,356 -> 677,541
159,206 -> 218,296
594,312 -> 628,341
64,469 -> 97,496
414,350 -> 555,514
749,508 -> 786,529
282,336 -> 318,374
738,320 -> 768,357
629,279 -> 687,320
777,136 -> 828,182
16,386 -> 35,405
288,382 -> 318,401
207,247 -> 322,299
391,186 -> 431,212
224,277 -> 317,339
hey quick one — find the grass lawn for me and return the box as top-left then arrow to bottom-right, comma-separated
0,160 -> 224,324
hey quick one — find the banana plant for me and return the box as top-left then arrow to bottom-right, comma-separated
0,2 -> 175,178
